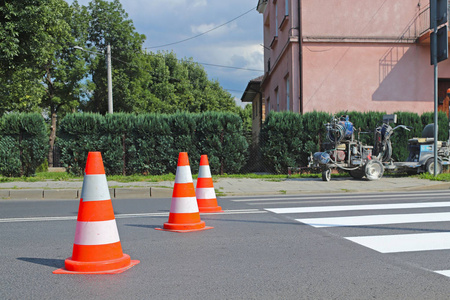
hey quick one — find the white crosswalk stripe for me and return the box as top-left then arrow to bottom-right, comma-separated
296,212 -> 450,228
265,199 -> 450,278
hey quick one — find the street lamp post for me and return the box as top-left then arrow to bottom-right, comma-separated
106,45 -> 113,114
74,45 -> 113,114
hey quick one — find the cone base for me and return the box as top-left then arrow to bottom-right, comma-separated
156,220 -> 213,232
155,226 -> 213,233
53,254 -> 140,274
199,206 -> 223,213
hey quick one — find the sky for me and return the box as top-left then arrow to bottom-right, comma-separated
66,0 -> 264,107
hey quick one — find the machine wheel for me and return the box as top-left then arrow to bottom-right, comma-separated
425,158 -> 442,175
381,140 -> 392,162
349,169 -> 364,179
365,160 -> 384,181
322,169 -> 331,182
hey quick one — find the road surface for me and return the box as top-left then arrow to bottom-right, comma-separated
1,191 -> 450,299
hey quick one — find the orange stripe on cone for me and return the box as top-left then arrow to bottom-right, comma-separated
53,151 -> 139,274
196,155 -> 222,213
172,182 -> 196,198
156,152 -> 213,233
77,200 -> 115,222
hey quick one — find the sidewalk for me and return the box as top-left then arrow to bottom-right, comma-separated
1,176 -> 450,200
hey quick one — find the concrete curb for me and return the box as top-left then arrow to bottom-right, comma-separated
1,178 -> 450,200
1,187 -> 173,200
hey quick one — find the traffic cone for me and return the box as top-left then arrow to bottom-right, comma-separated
156,152 -> 213,232
196,155 -> 222,213
53,152 -> 139,274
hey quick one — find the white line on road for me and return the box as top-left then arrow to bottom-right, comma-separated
0,209 -> 266,223
296,212 -> 450,228
435,270 -> 450,277
231,191 -> 450,202
346,232 -> 450,253
266,201 -> 450,214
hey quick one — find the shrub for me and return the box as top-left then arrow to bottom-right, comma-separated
0,113 -> 47,176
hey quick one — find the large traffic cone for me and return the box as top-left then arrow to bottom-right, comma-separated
196,155 -> 222,213
156,152 -> 213,232
53,152 -> 139,274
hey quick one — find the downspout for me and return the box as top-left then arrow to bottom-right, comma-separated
298,0 -> 303,114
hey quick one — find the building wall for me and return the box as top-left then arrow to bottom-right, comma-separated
258,0 -> 450,116
261,0 -> 301,113
302,0 -> 427,39
303,42 -> 450,114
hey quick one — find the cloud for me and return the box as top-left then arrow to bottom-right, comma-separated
193,42 -> 264,70
192,0 -> 207,7
65,0 -> 262,101
190,22 -> 238,36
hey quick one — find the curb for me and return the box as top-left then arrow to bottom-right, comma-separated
1,187 -> 173,200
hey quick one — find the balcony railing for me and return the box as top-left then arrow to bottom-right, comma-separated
416,5 -> 430,37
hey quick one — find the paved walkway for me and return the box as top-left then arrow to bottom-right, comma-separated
1,176 -> 450,200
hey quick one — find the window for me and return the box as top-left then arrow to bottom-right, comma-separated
276,87 -> 279,112
286,76 -> 290,111
275,3 -> 278,36
285,0 -> 289,16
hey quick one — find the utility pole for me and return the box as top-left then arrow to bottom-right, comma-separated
430,0 -> 448,176
107,44 -> 113,114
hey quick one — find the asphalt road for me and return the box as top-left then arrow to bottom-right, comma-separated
2,191 -> 450,299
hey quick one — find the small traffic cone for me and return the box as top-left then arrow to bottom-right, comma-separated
54,152 -> 139,274
156,152 -> 213,232
196,155 -> 222,213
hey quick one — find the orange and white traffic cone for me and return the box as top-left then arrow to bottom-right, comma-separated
53,152 -> 139,274
196,155 -> 222,213
156,152 -> 213,232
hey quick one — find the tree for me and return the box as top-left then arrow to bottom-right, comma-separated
1,0 -> 244,168
0,0 -> 49,113
80,0 -> 145,113
132,51 -> 239,114
42,1 -> 89,167
0,0 -> 88,167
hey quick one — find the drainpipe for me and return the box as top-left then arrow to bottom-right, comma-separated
298,0 -> 303,114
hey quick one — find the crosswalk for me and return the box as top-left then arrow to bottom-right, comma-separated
264,196 -> 450,278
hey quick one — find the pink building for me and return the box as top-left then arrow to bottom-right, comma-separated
242,0 -> 450,144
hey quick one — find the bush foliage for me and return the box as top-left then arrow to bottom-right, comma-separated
260,111 -> 449,174
56,112 -> 249,176
2,111 -> 448,177
0,113 -> 48,176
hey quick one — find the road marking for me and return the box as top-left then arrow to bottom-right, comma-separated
296,212 -> 450,228
266,199 -> 450,277
266,201 -> 450,214
435,270 -> 450,277
0,216 -> 77,223
232,191 -> 450,202
0,209 -> 266,223
346,232 -> 450,253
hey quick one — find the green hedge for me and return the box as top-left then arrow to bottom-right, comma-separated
0,113 -> 48,176
4,111 -> 447,177
260,111 -> 449,174
57,112 -> 249,176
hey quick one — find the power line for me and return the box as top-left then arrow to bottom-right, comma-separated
225,88 -> 246,93
145,6 -> 256,49
198,62 -> 263,72
82,47 -> 262,73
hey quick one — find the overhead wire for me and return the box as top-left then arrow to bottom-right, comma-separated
145,6 -> 257,49
198,62 -> 263,72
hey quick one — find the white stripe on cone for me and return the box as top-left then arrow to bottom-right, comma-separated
170,197 -> 199,213
174,166 -> 193,183
74,220 -> 120,245
198,165 -> 211,178
80,174 -> 111,202
196,187 -> 216,199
